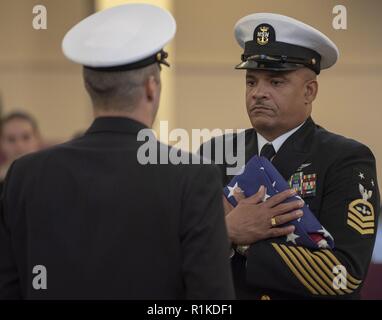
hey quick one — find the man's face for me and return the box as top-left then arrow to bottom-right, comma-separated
245,68 -> 314,139
0,119 -> 41,161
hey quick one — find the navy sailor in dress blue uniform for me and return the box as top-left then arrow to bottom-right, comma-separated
199,13 -> 379,299
0,4 -> 235,299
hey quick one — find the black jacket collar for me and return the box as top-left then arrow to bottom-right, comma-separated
85,117 -> 148,135
272,117 -> 315,179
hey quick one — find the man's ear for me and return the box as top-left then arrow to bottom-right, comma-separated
145,75 -> 158,102
304,79 -> 318,104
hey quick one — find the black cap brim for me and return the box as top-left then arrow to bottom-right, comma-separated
235,60 -> 306,72
84,50 -> 170,72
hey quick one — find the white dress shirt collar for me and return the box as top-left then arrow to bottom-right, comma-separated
257,121 -> 306,155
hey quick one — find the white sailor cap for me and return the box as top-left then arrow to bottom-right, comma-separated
62,4 -> 176,71
234,13 -> 339,74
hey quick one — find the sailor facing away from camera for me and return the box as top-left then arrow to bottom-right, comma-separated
0,4 -> 235,299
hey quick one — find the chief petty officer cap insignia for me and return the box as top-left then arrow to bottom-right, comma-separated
62,3 -> 176,71
234,13 -> 339,74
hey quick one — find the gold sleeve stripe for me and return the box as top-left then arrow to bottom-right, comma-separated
321,250 -> 362,285
313,251 -> 359,290
288,246 -> 336,295
348,206 -> 374,222
348,212 -> 375,228
296,247 -> 346,295
279,245 -> 327,295
347,219 -> 374,235
317,250 -> 362,286
299,248 -> 353,294
271,243 -> 318,295
272,243 -> 361,295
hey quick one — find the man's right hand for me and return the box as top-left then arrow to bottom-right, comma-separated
225,186 -> 304,245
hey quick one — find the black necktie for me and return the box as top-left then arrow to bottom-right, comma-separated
260,143 -> 276,161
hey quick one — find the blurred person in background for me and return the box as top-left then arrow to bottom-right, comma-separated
0,111 -> 42,191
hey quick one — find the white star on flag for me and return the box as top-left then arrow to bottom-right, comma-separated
227,182 -> 240,198
318,227 -> 333,240
263,192 -> 271,202
317,239 -> 329,249
371,180 -> 375,187
359,172 -> 365,180
286,232 -> 300,244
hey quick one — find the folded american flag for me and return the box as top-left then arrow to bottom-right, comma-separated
223,156 -> 334,250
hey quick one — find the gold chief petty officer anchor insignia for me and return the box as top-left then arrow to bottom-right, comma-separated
257,25 -> 270,45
